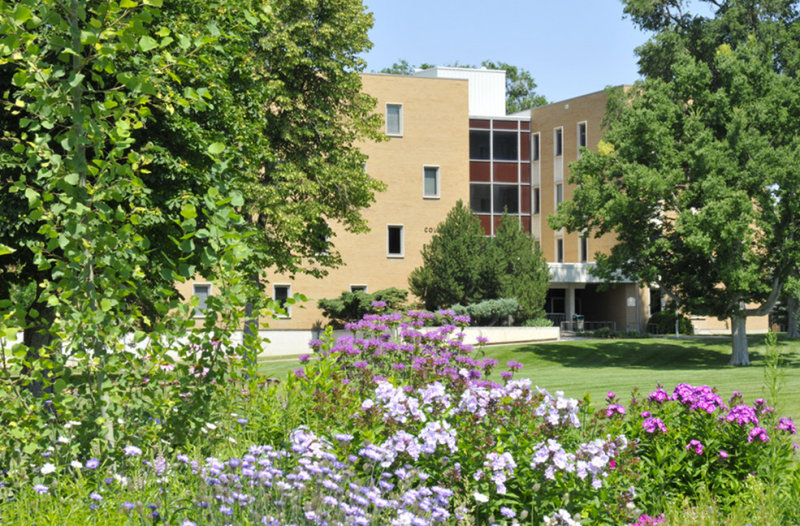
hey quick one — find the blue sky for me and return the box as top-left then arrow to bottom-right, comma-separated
360,1 -> 658,103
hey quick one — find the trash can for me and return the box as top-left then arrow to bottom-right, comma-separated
572,314 -> 585,332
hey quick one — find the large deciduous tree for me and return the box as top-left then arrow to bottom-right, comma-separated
551,0 -> 800,365
0,0 -> 382,452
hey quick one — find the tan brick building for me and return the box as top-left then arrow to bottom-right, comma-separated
180,67 -> 767,337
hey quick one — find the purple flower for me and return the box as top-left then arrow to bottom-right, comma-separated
685,439 -> 704,455
371,300 -> 387,308
122,502 -> 135,511
648,387 -> 669,403
500,371 -> 513,380
123,445 -> 142,457
726,404 -> 759,426
476,336 -> 489,345
776,417 -> 796,434
748,426 -> 770,443
606,391 -> 616,400
85,458 -> 100,470
90,492 -> 103,501
506,361 -> 523,371
605,404 -> 626,418
642,417 -> 667,434
500,506 -> 515,518
237,418 -> 248,425
293,369 -> 306,379
298,354 -> 310,363
33,484 -> 48,495
719,450 -> 729,459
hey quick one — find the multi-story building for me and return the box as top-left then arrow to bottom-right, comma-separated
181,66 -> 767,339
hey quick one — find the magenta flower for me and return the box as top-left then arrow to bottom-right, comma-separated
506,361 -> 523,371
776,417 -> 796,434
748,426 -> 770,443
605,404 -> 626,418
718,450 -> 729,459
642,417 -> 667,434
685,439 -> 704,455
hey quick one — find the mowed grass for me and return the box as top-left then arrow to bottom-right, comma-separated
259,334 -> 800,419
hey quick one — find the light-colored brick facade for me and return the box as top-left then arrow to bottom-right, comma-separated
260,74 -> 470,329
180,69 -> 768,336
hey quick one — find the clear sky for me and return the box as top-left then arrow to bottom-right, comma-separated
360,1 -> 656,103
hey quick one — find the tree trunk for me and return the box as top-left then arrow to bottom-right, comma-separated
788,296 -> 799,339
22,295 -> 56,398
730,314 -> 750,366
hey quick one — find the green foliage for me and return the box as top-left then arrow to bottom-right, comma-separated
317,287 -> 408,327
0,0 -> 383,467
647,309 -> 694,335
452,298 -> 520,326
551,0 -> 800,364
410,205 -> 549,324
409,200 -> 493,309
481,60 -> 548,113
491,212 -> 550,321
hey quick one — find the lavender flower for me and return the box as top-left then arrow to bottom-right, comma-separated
85,458 -> 100,470
33,484 -> 48,495
123,445 -> 142,457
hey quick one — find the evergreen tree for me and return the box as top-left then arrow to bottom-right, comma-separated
492,213 -> 550,321
409,201 -> 493,310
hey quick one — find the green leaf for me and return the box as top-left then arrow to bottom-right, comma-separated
64,173 -> 80,186
12,4 -> 32,24
180,204 -> 197,219
100,299 -> 112,312
120,0 -> 138,7
139,35 -> 158,52
207,142 -> 226,155
143,0 -> 163,5
0,243 -> 15,256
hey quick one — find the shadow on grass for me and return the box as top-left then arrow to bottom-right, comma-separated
506,335 -> 800,371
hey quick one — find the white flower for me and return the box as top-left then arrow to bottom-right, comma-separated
40,463 -> 56,475
473,491 -> 489,503
70,460 -> 82,469
205,422 -> 217,430
57,436 -> 69,444
64,420 -> 81,429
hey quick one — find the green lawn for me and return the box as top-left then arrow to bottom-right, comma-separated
260,334 -> 800,419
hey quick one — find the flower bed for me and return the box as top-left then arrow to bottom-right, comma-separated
3,311 -> 799,525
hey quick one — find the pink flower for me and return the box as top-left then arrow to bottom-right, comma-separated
685,439 -> 703,455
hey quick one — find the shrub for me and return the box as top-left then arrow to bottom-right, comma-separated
317,287 -> 408,327
452,298 -> 519,326
647,309 -> 694,335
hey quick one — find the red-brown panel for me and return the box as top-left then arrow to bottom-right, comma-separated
520,186 -> 531,214
492,215 -> 504,232
520,132 -> 531,161
520,215 -> 531,233
478,214 -> 492,235
520,121 -> 530,131
493,162 -> 518,183
470,161 -> 491,182
493,120 -> 518,130
519,162 -> 532,184
470,119 -> 490,129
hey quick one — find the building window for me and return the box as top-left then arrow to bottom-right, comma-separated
493,131 -> 518,161
387,225 -> 404,257
580,236 -> 589,263
386,103 -> 402,136
493,185 -> 519,214
423,166 -> 439,198
578,122 -> 587,148
470,184 -> 491,213
469,130 -> 490,159
192,284 -> 210,318
556,238 -> 564,263
350,285 -> 367,293
532,133 -> 540,161
533,187 -> 541,214
554,127 -> 563,157
273,284 -> 291,317
555,183 -> 563,209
